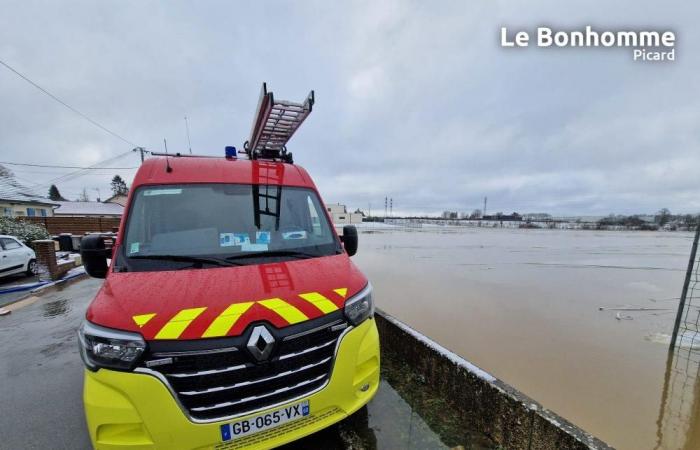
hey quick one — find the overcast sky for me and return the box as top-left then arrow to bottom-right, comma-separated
0,1 -> 697,216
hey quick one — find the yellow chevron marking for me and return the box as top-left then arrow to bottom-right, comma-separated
333,288 -> 348,298
155,307 -> 207,339
298,292 -> 339,314
132,313 -> 156,328
258,298 -> 308,324
202,302 -> 254,338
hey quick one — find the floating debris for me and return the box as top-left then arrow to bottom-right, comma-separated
599,306 -> 670,311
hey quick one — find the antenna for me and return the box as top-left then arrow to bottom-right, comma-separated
163,139 -> 173,173
184,116 -> 193,155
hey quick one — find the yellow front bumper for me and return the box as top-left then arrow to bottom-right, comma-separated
83,318 -> 380,450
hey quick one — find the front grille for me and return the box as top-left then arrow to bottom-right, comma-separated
138,311 -> 348,421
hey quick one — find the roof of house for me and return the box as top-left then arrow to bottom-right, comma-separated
0,169 -> 58,206
54,201 -> 124,216
103,193 -> 127,203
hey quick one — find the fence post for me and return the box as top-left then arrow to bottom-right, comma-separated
670,224 -> 700,350
32,239 -> 59,281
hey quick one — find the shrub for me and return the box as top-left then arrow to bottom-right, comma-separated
0,217 -> 50,244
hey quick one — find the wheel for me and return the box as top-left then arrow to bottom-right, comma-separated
26,259 -> 38,276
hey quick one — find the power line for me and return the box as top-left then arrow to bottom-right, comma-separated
37,151 -> 135,188
0,151 -> 138,199
0,58 -> 139,148
0,160 -> 138,170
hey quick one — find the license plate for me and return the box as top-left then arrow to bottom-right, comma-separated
220,400 -> 310,441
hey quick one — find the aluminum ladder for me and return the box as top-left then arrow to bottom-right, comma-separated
244,82 -> 314,163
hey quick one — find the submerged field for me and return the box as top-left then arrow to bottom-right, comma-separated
354,226 -> 696,450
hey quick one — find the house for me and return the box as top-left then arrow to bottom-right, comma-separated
0,168 -> 58,217
54,201 -> 123,218
325,203 -> 363,224
103,193 -> 128,207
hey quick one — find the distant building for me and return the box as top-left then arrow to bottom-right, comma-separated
54,201 -> 123,218
326,203 -> 363,224
483,212 -> 522,221
103,193 -> 128,207
0,169 -> 57,217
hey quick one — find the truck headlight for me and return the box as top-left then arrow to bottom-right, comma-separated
344,283 -> 374,325
78,321 -> 146,371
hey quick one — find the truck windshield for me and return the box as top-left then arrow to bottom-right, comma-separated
118,184 -> 340,271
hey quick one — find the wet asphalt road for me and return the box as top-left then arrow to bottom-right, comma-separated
0,278 -> 97,449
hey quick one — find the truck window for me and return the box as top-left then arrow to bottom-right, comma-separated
119,184 -> 340,271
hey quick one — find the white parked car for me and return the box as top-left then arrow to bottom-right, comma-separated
0,235 -> 37,278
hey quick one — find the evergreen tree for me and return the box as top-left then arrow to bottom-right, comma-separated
47,184 -> 67,201
110,175 -> 129,196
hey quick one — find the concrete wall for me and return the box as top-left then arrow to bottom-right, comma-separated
375,310 -> 614,450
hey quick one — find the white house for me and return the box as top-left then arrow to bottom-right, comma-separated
325,203 -> 363,224
0,169 -> 58,217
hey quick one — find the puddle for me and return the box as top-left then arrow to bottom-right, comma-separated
42,297 -> 71,318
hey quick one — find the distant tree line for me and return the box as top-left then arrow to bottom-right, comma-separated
597,209 -> 698,231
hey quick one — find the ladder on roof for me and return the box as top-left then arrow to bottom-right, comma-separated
252,161 -> 283,229
244,82 -> 314,163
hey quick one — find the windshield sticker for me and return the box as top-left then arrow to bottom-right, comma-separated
256,231 -> 271,244
282,230 -> 307,240
219,233 -> 235,247
143,188 -> 183,196
241,243 -> 268,252
130,242 -> 140,254
233,233 -> 250,245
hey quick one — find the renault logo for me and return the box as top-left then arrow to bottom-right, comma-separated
247,325 -> 275,361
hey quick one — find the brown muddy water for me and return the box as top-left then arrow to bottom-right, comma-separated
353,226 -> 698,450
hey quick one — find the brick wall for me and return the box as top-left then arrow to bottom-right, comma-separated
21,216 -> 121,235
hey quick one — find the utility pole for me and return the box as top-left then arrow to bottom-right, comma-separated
368,203 -> 371,218
390,198 -> 393,217
133,147 -> 146,163
184,116 -> 193,154
483,196 -> 488,218
384,197 -> 388,218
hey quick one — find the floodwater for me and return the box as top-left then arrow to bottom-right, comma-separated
354,226 -> 698,450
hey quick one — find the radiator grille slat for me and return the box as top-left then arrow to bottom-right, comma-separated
139,313 -> 346,421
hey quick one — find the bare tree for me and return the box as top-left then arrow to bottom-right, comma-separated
77,188 -> 90,202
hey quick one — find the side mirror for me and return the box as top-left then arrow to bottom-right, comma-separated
341,225 -> 358,256
80,234 -> 109,278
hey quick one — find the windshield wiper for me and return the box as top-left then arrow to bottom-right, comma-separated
129,254 -> 238,267
226,250 -> 318,261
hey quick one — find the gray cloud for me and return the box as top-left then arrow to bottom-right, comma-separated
0,0 -> 697,215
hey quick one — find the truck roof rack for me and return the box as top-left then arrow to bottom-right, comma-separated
244,82 -> 314,164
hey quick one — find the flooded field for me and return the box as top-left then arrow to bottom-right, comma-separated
354,226 -> 697,450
